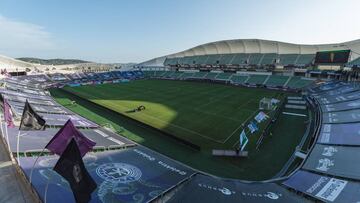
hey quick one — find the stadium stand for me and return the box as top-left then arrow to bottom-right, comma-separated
279,54 -> 299,65
280,81 -> 360,202
194,55 -> 210,65
248,53 -> 263,65
246,74 -> 268,85
206,54 -> 222,65
230,74 -> 249,84
204,72 -> 219,80
5,38 -> 356,202
265,75 -> 290,87
218,54 -> 236,65
231,53 -> 249,65
3,69 -> 360,202
179,72 -> 195,79
178,56 -> 192,66
215,72 -> 233,80
161,71 -> 174,78
286,77 -> 313,89
191,71 -> 207,78
171,71 -> 183,79
260,53 -> 277,65
142,70 -> 314,89
348,57 -> 360,66
164,53 -> 317,66
164,57 -> 179,66
295,54 -> 315,65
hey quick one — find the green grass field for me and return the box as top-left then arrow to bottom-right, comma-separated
50,79 -> 308,180
64,80 -> 282,149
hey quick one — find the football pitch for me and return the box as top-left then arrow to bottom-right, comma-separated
64,80 -> 281,149
51,79 -> 308,180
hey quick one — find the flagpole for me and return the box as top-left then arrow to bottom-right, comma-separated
29,147 -> 46,184
16,130 -> 21,166
5,121 -> 10,152
0,115 -> 5,146
44,178 -> 50,203
0,114 -> 4,136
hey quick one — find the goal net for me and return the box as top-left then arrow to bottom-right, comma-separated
259,97 -> 279,110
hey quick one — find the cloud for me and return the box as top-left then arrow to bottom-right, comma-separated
0,15 -> 55,55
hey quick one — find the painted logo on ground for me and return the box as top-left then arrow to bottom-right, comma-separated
96,163 -> 142,183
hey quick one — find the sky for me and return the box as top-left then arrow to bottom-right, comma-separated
0,0 -> 359,63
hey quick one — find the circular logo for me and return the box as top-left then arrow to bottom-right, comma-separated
96,163 -> 142,183
39,157 -> 59,167
265,192 -> 279,200
220,187 -> 232,195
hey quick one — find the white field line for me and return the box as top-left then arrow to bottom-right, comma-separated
137,112 -> 224,144
195,93 -> 234,109
192,108 -> 242,122
77,91 -> 224,144
76,85 -> 263,146
223,108 -> 260,144
230,98 -> 281,148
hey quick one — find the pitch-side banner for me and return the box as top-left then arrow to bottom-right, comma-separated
318,123 -> 360,145
168,174 -> 309,203
239,130 -> 248,151
303,144 -> 360,180
283,170 -> 360,203
19,146 -> 195,203
247,121 -> 258,134
255,111 -> 268,123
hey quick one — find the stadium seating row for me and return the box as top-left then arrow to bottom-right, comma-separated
15,70 -> 146,88
143,71 -> 313,89
280,81 -> 360,202
347,57 -> 360,66
164,53 -> 316,66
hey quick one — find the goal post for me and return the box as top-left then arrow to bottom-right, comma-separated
259,97 -> 280,110
259,97 -> 272,110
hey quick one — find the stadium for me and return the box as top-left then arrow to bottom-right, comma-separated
1,1 -> 360,203
0,37 -> 359,203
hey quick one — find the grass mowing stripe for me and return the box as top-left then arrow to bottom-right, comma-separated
52,80 -> 307,180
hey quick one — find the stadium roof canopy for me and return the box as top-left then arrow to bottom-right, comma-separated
138,39 -> 360,66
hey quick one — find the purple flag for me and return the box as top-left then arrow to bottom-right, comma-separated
3,98 -> 15,128
46,119 -> 96,157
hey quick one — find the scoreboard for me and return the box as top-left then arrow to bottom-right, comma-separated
315,50 -> 350,64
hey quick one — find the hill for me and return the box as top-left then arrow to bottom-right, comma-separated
16,57 -> 91,65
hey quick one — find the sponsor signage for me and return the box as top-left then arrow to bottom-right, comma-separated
283,170 -> 360,203
303,144 -> 360,180
239,130 -> 248,151
19,146 -> 195,203
318,123 -> 360,145
168,174 -> 309,203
